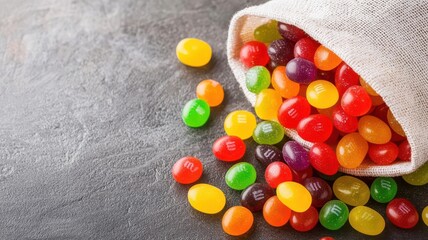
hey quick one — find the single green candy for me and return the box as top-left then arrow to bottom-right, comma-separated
254,20 -> 282,43
319,200 -> 349,230
245,66 -> 270,94
253,121 -> 284,145
181,98 -> 210,127
225,162 -> 257,190
402,162 -> 428,186
370,177 -> 397,203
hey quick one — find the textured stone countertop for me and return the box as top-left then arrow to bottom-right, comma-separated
0,0 -> 426,239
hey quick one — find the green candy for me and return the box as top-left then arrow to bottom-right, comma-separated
319,200 -> 349,230
370,177 -> 397,203
181,98 -> 210,128
254,20 -> 282,43
253,121 -> 284,145
225,162 -> 257,190
402,162 -> 428,186
245,66 -> 270,94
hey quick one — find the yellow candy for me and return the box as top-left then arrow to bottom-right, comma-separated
176,38 -> 212,67
224,110 -> 257,140
255,88 -> 283,121
276,182 -> 312,213
333,176 -> 370,206
402,161 -> 428,186
306,80 -> 339,109
422,206 -> 428,226
349,206 -> 385,236
387,109 -> 406,137
188,183 -> 226,214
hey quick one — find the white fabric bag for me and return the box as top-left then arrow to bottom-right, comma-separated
227,0 -> 428,176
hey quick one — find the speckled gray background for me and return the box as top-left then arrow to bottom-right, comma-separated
0,0 -> 426,239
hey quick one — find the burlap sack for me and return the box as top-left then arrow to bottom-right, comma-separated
227,0 -> 428,176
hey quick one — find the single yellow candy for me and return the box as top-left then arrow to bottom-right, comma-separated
349,206 -> 385,236
255,88 -> 283,121
276,182 -> 312,213
188,183 -> 226,214
176,38 -> 212,67
402,161 -> 428,186
333,176 -> 370,206
306,80 -> 339,109
422,206 -> 428,226
224,110 -> 257,140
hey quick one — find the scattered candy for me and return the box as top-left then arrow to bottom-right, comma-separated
246,66 -> 271,94
172,156 -> 203,184
222,206 -> 254,236
212,135 -> 246,162
176,38 -> 212,67
422,206 -> 428,227
182,98 -> 210,127
278,96 -> 311,129
309,142 -> 340,176
349,206 -> 385,236
255,88 -> 282,120
240,41 -> 270,68
333,175 -> 370,206
319,200 -> 349,230
263,196 -> 291,227
276,181 -> 312,212
225,162 -> 257,190
282,141 -> 310,171
386,198 -> 419,229
188,184 -> 226,214
241,183 -> 274,212
402,162 -> 428,186
265,161 -> 293,188
224,110 -> 257,140
370,177 -> 397,203
196,79 -> 224,107
289,206 -> 319,232
303,177 -> 333,208
252,121 -> 285,145
255,144 -> 283,167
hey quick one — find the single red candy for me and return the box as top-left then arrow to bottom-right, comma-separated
239,41 -> 270,67
386,198 -> 419,229
212,135 -> 246,162
172,156 -> 203,184
309,142 -> 339,175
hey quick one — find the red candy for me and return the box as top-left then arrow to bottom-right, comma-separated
368,142 -> 399,165
386,198 -> 419,229
294,37 -> 320,62
277,22 -> 308,42
398,140 -> 411,161
278,96 -> 311,129
172,156 -> 203,184
296,114 -> 333,142
265,162 -> 293,188
239,41 -> 270,68
341,85 -> 372,116
309,143 -> 339,175
212,136 -> 246,162
332,106 -> 358,133
289,206 -> 319,232
334,62 -> 360,96
291,166 -> 313,184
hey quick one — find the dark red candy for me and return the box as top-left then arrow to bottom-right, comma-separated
239,41 -> 270,68
368,142 -> 399,165
255,144 -> 283,167
317,70 -> 335,83
391,130 -> 407,142
309,143 -> 340,176
335,62 -> 360,96
294,37 -> 320,62
332,106 -> 358,133
240,183 -> 274,212
341,85 -> 372,116
277,22 -> 308,42
319,237 -> 335,240
303,177 -> 333,208
212,136 -> 246,162
398,140 -> 411,161
372,103 -> 389,123
268,39 -> 295,66
386,198 -> 419,229
265,162 -> 293,188
289,206 -> 319,232
278,96 -> 311,129
296,114 -> 333,142
291,166 -> 313,184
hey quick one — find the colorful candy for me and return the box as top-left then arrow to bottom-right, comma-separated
289,206 -> 319,232
333,176 -> 370,206
370,177 -> 397,203
272,66 -> 300,98
349,206 -> 385,236
368,142 -> 399,165
240,41 -> 270,68
314,45 -> 342,71
255,88 -> 282,120
306,80 -> 339,109
387,109 -> 406,137
196,79 -> 224,107
303,177 -> 333,208
254,20 -> 282,43
224,110 -> 257,140
334,62 -> 359,96
172,156 -> 203,184
255,144 -> 283,167
332,106 -> 358,133
319,200 -> 349,230
241,183 -> 274,212
358,115 -> 392,144
277,22 -> 307,42
182,98 -> 210,127
265,161 -> 293,188
296,114 -> 333,142
222,206 -> 254,236
188,184 -> 226,214
252,121 -> 285,145
225,162 -> 257,190
336,133 -> 368,168
277,96 -> 311,128
341,85 -> 372,116
286,58 -> 317,84
212,136 -> 246,162
402,162 -> 428,186
282,141 -> 310,171
276,181 -> 312,212
176,38 -> 212,67
386,198 -> 419,229
268,39 -> 295,66
263,196 -> 292,227
245,66 -> 271,94
294,37 -> 320,62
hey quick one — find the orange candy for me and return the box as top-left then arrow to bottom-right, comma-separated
263,196 -> 292,227
370,95 -> 384,106
387,109 -> 406,137
360,77 -> 379,96
358,115 -> 392,144
222,206 -> 254,236
272,66 -> 300,99
196,79 -> 224,107
314,45 -> 343,71
336,133 -> 369,168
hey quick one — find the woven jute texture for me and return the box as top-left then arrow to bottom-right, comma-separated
227,0 -> 428,176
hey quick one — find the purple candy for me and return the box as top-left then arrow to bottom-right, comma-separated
268,39 -> 295,66
286,58 -> 317,84
303,177 -> 333,208
282,140 -> 310,171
